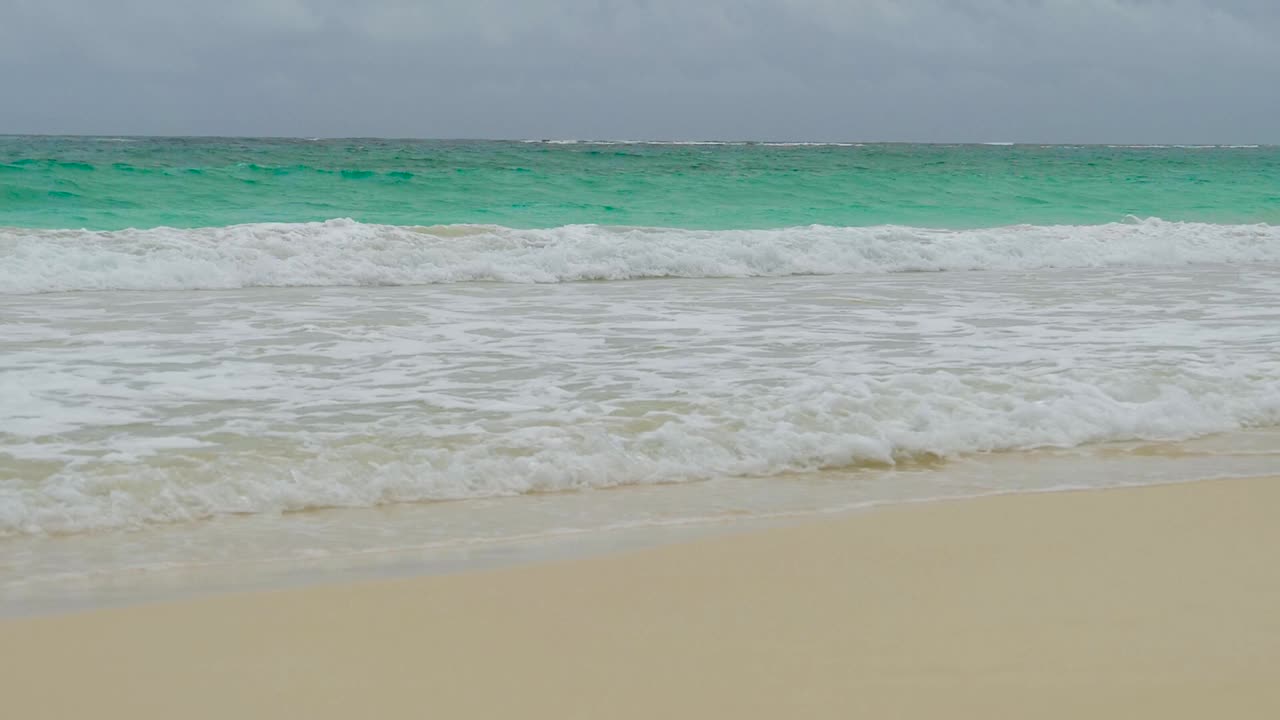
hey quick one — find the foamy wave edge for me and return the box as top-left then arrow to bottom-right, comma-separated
5,368 -> 1279,537
2,218 -> 1277,294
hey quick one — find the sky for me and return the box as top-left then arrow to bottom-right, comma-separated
2,0 -> 1278,142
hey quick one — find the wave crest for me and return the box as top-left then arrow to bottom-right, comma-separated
1,218 -> 1277,294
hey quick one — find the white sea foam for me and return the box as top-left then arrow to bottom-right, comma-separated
1,264 -> 1278,536
1106,144 -> 1266,149
760,141 -> 863,147
1,219 -> 1277,294
5,365 -> 1277,537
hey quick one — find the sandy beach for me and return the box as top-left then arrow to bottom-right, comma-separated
4,476 -> 1279,719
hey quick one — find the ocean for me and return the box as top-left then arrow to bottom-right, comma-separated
2,137 -> 1278,611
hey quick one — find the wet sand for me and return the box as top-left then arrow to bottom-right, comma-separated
4,476 -> 1279,719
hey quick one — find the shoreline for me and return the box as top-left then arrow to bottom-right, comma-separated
9,455 -> 1277,617
4,474 -> 1278,718
10,427 -> 1279,618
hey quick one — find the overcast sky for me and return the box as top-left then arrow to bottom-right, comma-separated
2,0 -> 1277,142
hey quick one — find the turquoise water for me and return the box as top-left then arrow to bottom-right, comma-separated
2,137 -> 1277,230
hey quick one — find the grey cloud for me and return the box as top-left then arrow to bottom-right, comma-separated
1,0 -> 1277,141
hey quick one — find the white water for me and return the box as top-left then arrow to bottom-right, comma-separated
2,234 -> 1280,612
3,264 -> 1278,541
2,219 -> 1278,293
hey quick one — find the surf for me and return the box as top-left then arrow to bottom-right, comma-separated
2,218 -> 1277,294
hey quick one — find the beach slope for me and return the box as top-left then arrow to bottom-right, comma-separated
4,476 -> 1279,719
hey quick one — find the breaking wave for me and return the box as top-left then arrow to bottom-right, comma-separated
2,218 -> 1278,294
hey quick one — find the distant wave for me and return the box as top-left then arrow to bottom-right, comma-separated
1106,144 -> 1264,149
519,139 -> 864,147
1,218 -> 1277,294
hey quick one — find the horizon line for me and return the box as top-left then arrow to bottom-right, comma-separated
0,133 -> 1272,148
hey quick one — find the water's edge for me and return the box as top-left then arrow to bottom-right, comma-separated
5,431 -> 1277,618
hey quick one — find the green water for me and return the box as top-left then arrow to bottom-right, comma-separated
2,137 -> 1277,230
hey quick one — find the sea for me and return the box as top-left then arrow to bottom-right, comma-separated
2,137 -> 1278,613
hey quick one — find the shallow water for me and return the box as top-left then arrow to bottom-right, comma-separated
5,265 -> 1277,535
4,430 -> 1278,616
2,263 -> 1278,613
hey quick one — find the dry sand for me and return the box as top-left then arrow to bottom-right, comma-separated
3,476 -> 1279,719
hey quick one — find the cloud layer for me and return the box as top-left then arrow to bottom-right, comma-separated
2,0 -> 1277,141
